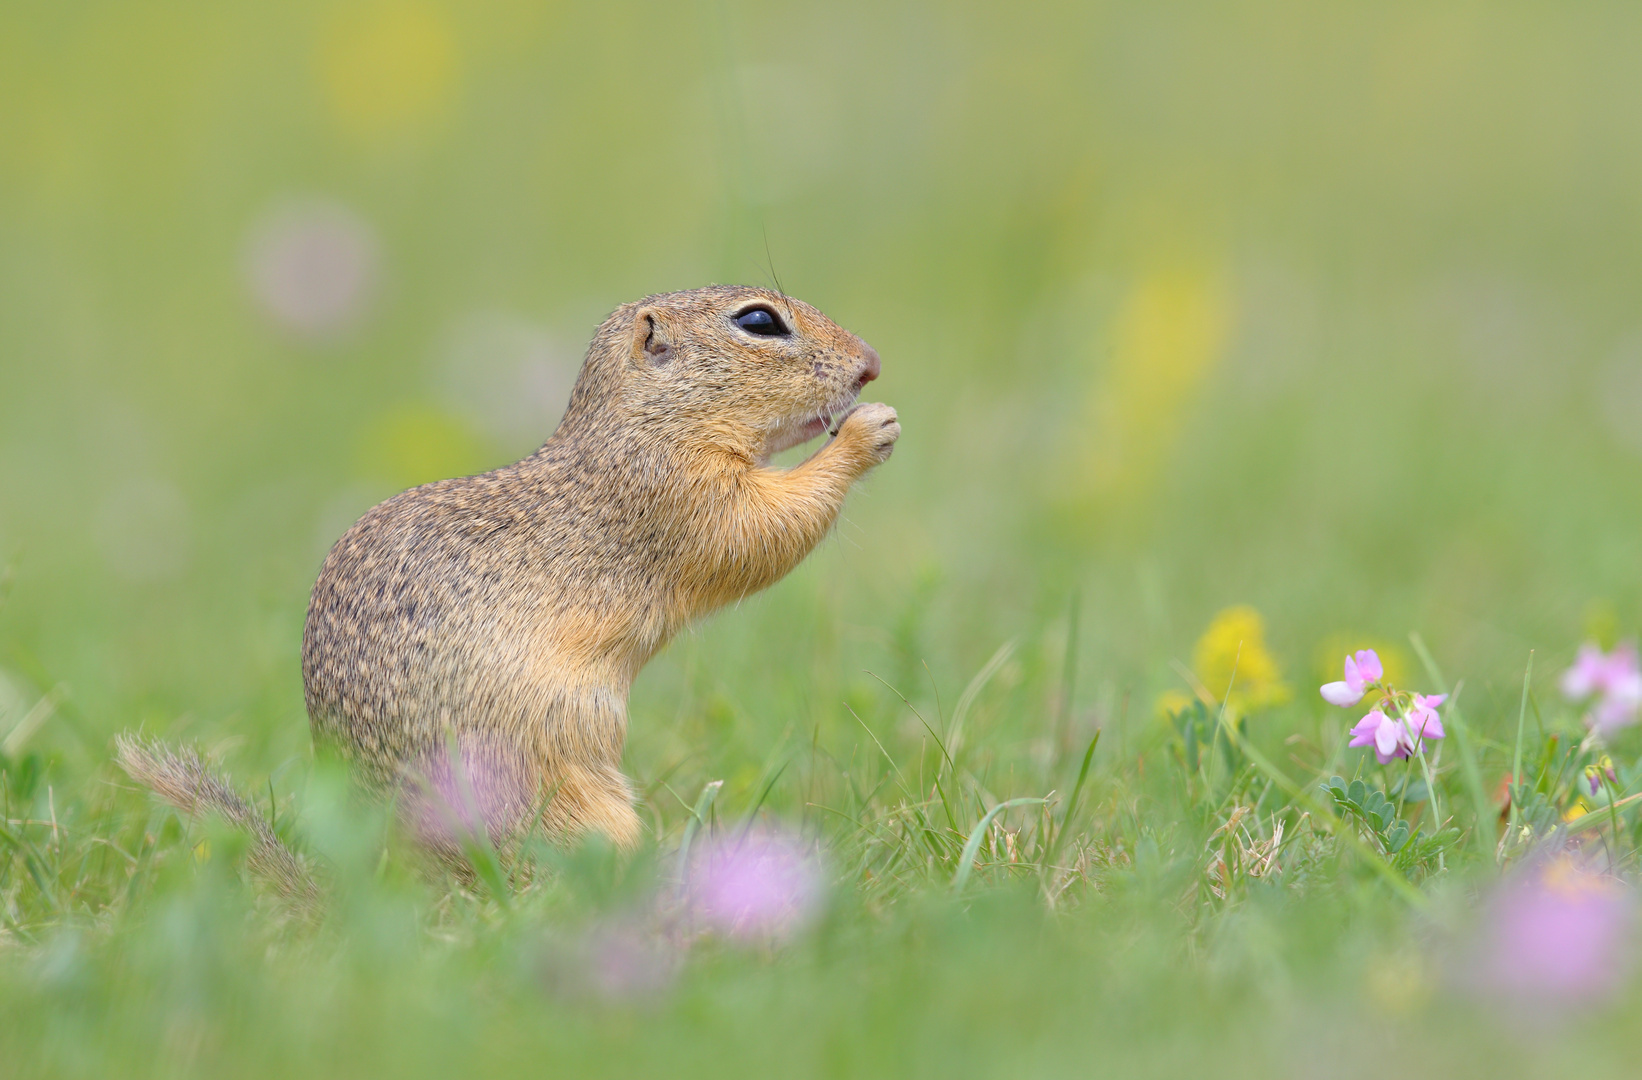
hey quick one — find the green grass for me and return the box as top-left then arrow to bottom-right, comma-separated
7,1 -> 1642,1076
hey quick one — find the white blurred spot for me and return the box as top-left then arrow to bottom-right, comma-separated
244,199 -> 379,340
95,478 -> 192,583
437,312 -> 575,451
1599,335 -> 1642,457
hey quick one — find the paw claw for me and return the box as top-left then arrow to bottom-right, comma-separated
837,403 -> 900,466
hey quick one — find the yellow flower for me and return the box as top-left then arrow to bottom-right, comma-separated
1192,606 -> 1289,717
1157,605 -> 1290,721
1078,267 -> 1232,507
320,3 -> 460,142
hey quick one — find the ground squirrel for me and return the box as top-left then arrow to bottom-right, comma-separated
296,285 -> 898,853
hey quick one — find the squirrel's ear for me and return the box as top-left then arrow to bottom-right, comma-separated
630,307 -> 673,365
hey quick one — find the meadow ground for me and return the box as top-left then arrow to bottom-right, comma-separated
6,3 -> 1642,1077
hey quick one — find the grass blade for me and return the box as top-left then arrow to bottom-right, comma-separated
947,639 -> 1016,758
1506,651 -> 1534,858
1411,631 -> 1492,848
953,797 -> 1051,893
1046,730 -> 1101,866
1211,704 -> 1427,909
0,821 -> 59,912
677,779 -> 723,885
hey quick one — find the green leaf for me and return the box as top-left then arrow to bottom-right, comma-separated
952,797 -> 1051,893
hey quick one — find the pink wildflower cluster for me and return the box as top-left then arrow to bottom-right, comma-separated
539,823 -> 825,1006
685,828 -> 824,941
1561,642 -> 1642,735
1474,855 -> 1635,1008
1319,649 -> 1446,764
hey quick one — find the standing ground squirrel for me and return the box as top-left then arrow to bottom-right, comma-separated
299,285 -> 897,852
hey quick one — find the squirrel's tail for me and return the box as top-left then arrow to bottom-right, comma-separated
115,735 -> 322,914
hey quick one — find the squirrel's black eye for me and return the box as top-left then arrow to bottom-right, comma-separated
733,306 -> 788,337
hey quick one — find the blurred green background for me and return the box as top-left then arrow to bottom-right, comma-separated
5,0 -> 1640,773
4,2 -> 1642,1074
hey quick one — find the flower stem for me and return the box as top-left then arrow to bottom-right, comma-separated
1395,755 -> 1412,821
1606,777 -> 1623,871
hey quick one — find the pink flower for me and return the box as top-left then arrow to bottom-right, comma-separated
404,736 -> 533,851
244,198 -> 378,340
1348,710 -> 1406,764
1475,855 -> 1634,1008
1562,643 -> 1631,698
1406,693 -> 1447,741
1347,701 -> 1445,765
1562,643 -> 1642,735
1592,678 -> 1642,735
581,924 -> 678,1001
1321,650 -> 1384,707
686,828 -> 824,941
538,920 -> 679,1004
1584,757 -> 1618,797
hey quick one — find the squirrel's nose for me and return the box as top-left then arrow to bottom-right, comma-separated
856,343 -> 881,386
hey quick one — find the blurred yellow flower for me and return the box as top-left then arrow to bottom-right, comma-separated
1194,606 -> 1289,716
354,403 -> 488,491
1154,688 -> 1195,719
1080,267 -> 1232,504
1158,605 -> 1289,721
320,3 -> 459,140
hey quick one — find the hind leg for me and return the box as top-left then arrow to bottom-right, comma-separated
540,762 -> 643,849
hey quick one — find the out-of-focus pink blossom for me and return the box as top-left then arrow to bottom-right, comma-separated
404,737 -> 532,852
1475,855 -> 1634,1007
686,828 -> 823,941
1592,683 -> 1642,734
1562,643 -> 1632,699
1562,642 -> 1642,735
538,920 -> 679,1004
581,924 -> 677,1001
1321,650 -> 1383,707
245,198 -> 378,340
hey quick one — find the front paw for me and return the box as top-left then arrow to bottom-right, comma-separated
835,402 -> 900,467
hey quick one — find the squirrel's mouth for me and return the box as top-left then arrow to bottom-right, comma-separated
763,387 -> 862,459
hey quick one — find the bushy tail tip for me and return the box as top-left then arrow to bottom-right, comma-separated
115,734 -> 322,913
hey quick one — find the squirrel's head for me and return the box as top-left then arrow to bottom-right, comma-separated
564,285 -> 881,460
